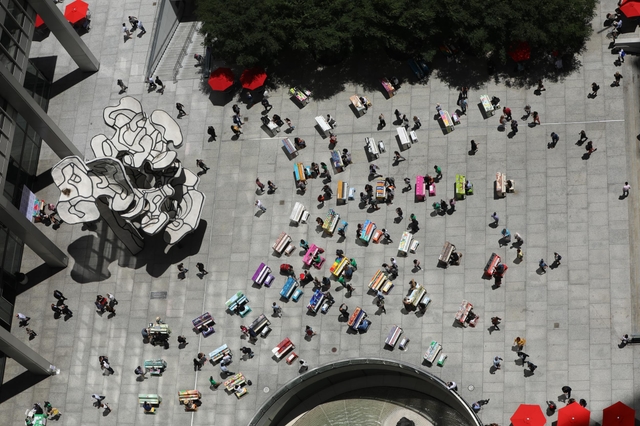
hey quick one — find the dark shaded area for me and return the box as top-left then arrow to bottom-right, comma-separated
16,264 -> 65,296
0,370 -> 48,404
48,68 -> 96,99
66,218 -> 207,283
31,168 -> 54,193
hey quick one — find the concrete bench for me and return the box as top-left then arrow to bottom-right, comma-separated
366,137 -> 379,159
209,344 -> 231,364
292,288 -> 303,302
385,325 -> 403,348
415,175 -> 425,201
226,292 -> 252,317
272,338 -> 295,359
337,181 -> 348,204
252,262 -> 272,285
397,127 -> 411,149
315,116 -> 332,136
293,163 -> 306,182
272,232 -> 292,255
483,253 -> 501,278
495,172 -> 506,198
282,138 -> 297,157
139,394 -> 162,406
248,314 -> 271,334
423,341 -> 442,364
438,242 -> 455,267
307,289 -> 326,313
455,174 -> 466,200
280,276 -> 298,299
192,312 -> 215,336
290,202 -> 305,223
144,359 -> 167,375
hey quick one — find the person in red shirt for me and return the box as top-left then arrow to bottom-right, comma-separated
503,106 -> 512,121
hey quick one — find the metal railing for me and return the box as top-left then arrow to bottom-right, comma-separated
172,22 -> 198,83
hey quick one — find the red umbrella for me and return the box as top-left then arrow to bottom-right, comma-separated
208,68 -> 235,91
509,42 -> 531,62
240,68 -> 267,91
558,403 -> 590,426
35,15 -> 45,29
511,404 -> 546,426
64,0 -> 89,25
603,401 -> 636,426
621,0 -> 640,17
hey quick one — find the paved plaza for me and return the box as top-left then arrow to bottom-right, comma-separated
2,0 -> 640,425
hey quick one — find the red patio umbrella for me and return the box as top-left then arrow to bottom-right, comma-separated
511,404 -> 546,426
621,0 -> 640,17
208,68 -> 235,91
509,42 -> 531,62
558,403 -> 590,426
35,15 -> 45,29
603,401 -> 636,426
64,0 -> 89,25
240,68 -> 267,91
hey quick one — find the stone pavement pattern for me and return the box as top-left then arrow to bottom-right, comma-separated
2,0 -> 639,425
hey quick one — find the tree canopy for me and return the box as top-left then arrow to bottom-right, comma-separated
196,0 -> 597,86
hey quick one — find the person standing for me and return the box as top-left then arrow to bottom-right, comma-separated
511,120 -> 518,134
413,259 -> 421,270
207,126 -> 217,141
460,98 -> 468,114
305,325 -> 317,338
134,366 -> 146,379
272,302 -> 281,317
470,139 -> 478,154
618,48 -> 626,63
116,79 -> 128,93
261,98 -> 272,111
299,359 -> 309,371
622,182 -> 631,198
553,252 -> 562,267
285,118 -> 295,131
60,304 -> 73,318
128,16 -> 138,31
147,76 -> 157,91
268,180 -> 278,193
122,23 -> 131,41
517,247 -> 524,261
377,298 -> 387,314
177,262 -> 188,278
491,212 -> 499,225
255,178 -> 265,193
255,200 -> 267,212
378,114 -> 386,128
176,103 -> 187,118
434,165 -> 442,180
196,262 -> 208,275
137,20 -> 146,35
537,79 -> 546,92
413,116 -> 422,129
503,106 -> 512,120
155,76 -> 164,94
101,358 -> 114,375
493,356 -> 503,370
402,114 -> 410,128
532,111 -> 541,125
539,259 -> 548,273
562,386 -> 572,399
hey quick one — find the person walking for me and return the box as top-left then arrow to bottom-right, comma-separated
134,365 -> 147,379
503,106 -> 512,120
255,178 -> 265,193
154,76 -> 164,94
434,165 -> 442,180
491,316 -> 501,330
261,98 -> 272,111
413,116 -> 422,129
586,140 -> 597,154
394,151 -> 406,162
177,262 -> 188,279
196,262 -> 208,275
517,247 -> 524,261
51,303 -> 62,316
377,298 -> 387,314
272,302 -> 281,317
613,71 -> 623,86
240,346 -> 255,358
255,200 -> 267,212
532,111 -> 541,125
305,325 -> 317,338
137,19 -> 146,34
589,82 -> 600,98
517,351 -> 529,363
91,394 -> 106,406
128,16 -> 138,31
510,119 -> 519,134
394,109 -> 402,121
493,356 -> 503,370
491,212 -> 499,225
460,98 -> 468,114
562,386 -> 572,399
60,304 -> 73,318
101,358 -> 114,375
25,327 -> 37,339
526,361 -> 537,374
177,335 -> 188,347
176,103 -> 187,118
196,159 -> 209,173
378,114 -> 386,128
369,164 -> 382,178
146,76 -> 157,91
207,126 -> 217,141
618,48 -> 626,63
413,259 -> 421,270
402,114 -> 410,128
381,228 -> 392,243
16,313 -> 30,327
122,23 -> 131,41
537,79 -> 546,92
470,139 -> 478,154
116,79 -> 128,93
299,359 -> 309,371
553,252 -> 562,267
623,182 -> 631,198
539,259 -> 548,273
524,104 -> 531,118
267,180 -> 278,193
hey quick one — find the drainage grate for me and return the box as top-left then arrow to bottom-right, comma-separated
279,200 -> 285,205
150,291 -> 167,299
554,322 -> 559,328
468,385 -> 475,391
331,347 -> 337,353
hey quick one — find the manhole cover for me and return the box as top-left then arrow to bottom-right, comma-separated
150,291 -> 167,299
331,347 -> 337,353
554,323 -> 559,328
468,385 -> 474,391
279,200 -> 285,205
263,387 -> 270,393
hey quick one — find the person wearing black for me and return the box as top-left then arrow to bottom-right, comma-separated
155,76 -> 164,94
